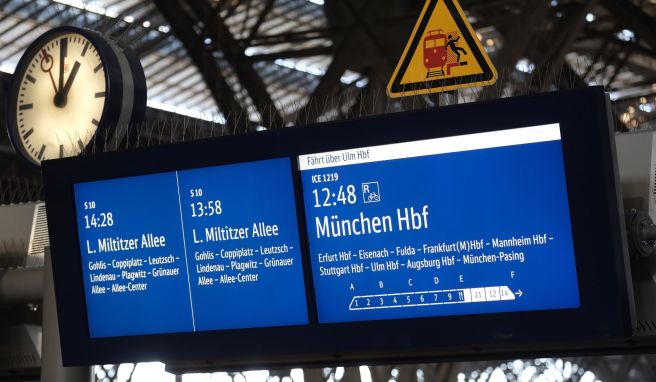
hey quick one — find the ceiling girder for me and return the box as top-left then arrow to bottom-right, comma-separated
293,34 -> 353,124
247,0 -> 275,41
152,0 -> 254,132
534,1 -> 598,66
180,0 -> 285,128
248,46 -> 333,62
604,46 -> 631,88
477,0 -> 551,100
600,0 -> 656,51
245,28 -> 333,47
133,32 -> 174,57
580,28 -> 656,62
526,0 -> 598,89
294,0 -> 400,124
559,61 -> 589,89
254,0 -> 319,37
582,39 -> 610,81
0,1 -> 50,40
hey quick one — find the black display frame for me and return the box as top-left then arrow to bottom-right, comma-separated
43,87 -> 634,367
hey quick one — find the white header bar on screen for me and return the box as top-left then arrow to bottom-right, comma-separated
298,123 -> 561,171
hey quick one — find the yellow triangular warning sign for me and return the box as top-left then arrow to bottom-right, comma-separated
387,0 -> 497,98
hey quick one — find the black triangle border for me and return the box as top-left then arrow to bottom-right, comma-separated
389,0 -> 495,94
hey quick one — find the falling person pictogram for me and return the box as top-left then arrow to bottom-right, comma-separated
446,34 -> 467,62
445,33 -> 468,75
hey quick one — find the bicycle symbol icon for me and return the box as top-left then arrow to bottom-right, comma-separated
362,182 -> 381,203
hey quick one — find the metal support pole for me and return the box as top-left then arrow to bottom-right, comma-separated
41,248 -> 91,382
0,267 -> 43,303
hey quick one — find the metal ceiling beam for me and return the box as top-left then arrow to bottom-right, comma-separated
584,43 -> 630,87
580,28 -> 656,62
340,0 -> 395,71
223,0 -> 246,19
0,1 -> 34,23
133,32 -> 174,57
600,0 -> 656,51
177,87 -> 213,110
294,0 -> 402,124
0,0 -> 121,60
235,0 -> 255,38
142,48 -> 189,85
155,70 -> 203,101
86,6 -> 165,57
253,0 -> 320,37
247,0 -> 275,40
266,66 -> 317,97
0,1 -> 50,39
559,62 -> 588,89
293,35 -> 352,124
619,56 -> 656,81
247,46 -> 333,62
185,0 -> 285,129
535,1 -> 598,64
0,3 -> 76,49
245,28 -> 333,47
151,0 -> 253,132
604,46 -> 631,88
109,6 -> 164,47
528,0 -> 598,89
120,14 -> 166,47
609,78 -> 656,95
92,1 -> 145,34
477,0 -> 551,100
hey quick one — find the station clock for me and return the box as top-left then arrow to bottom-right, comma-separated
5,26 -> 146,166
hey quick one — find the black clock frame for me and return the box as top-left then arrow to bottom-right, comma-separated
5,26 -> 145,166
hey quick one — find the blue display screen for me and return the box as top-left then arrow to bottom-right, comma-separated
298,124 -> 580,324
74,158 -> 308,338
74,124 -> 581,337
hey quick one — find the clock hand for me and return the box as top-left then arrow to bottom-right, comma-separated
39,49 -> 57,94
57,37 -> 67,97
55,61 -> 80,108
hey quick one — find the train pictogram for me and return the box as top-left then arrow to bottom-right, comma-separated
423,30 -> 468,78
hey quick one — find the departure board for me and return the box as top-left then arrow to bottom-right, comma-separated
74,158 -> 308,338
298,124 -> 581,323
45,88 -> 633,367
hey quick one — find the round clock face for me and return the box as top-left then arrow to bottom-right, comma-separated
12,31 -> 107,164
